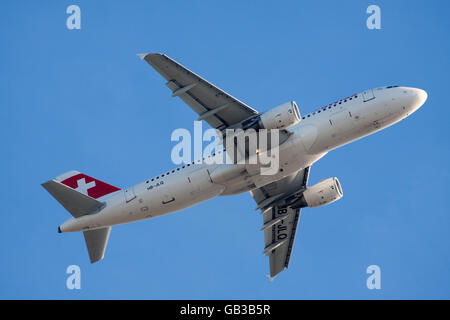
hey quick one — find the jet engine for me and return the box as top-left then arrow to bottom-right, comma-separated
291,177 -> 343,209
241,101 -> 301,130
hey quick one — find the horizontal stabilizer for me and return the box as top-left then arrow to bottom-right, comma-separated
83,227 -> 111,263
42,180 -> 103,218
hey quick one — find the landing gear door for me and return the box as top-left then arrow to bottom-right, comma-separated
362,89 -> 375,102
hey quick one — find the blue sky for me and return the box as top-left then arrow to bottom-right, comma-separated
1,0 -> 449,299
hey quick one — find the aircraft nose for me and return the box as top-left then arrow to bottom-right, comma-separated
412,88 -> 428,106
409,87 -> 428,110
399,87 -> 427,114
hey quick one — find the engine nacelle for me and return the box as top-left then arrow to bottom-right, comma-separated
260,101 -> 301,129
291,177 -> 343,209
242,101 -> 301,130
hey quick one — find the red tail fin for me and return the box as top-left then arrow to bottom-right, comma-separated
56,171 -> 120,199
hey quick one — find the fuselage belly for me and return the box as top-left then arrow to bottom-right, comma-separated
59,86 -> 426,232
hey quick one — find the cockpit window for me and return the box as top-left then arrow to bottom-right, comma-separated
386,86 -> 399,89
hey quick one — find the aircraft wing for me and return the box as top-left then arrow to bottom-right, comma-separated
139,53 -> 258,130
250,167 -> 310,279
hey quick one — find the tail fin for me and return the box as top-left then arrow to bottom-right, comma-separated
41,170 -> 121,218
54,170 -> 121,199
42,170 -> 120,263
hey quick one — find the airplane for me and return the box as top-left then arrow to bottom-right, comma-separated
42,53 -> 428,279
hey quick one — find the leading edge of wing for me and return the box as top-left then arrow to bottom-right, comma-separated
137,52 -> 259,115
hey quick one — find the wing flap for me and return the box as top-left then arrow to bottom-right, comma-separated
251,167 -> 310,279
263,205 -> 302,278
165,79 -> 225,128
141,53 -> 258,129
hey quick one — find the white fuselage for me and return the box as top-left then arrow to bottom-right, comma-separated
60,86 -> 427,232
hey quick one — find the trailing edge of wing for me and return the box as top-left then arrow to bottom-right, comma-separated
251,167 -> 311,279
139,52 -> 258,130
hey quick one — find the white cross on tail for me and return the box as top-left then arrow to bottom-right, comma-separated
75,178 -> 96,195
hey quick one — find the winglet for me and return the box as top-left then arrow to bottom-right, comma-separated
137,53 -> 149,60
